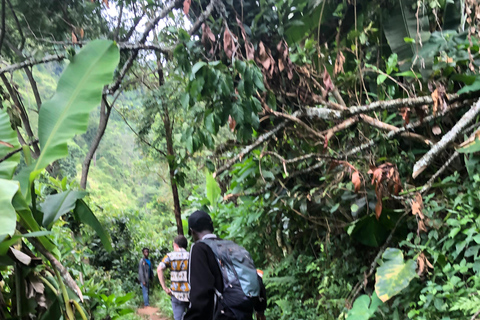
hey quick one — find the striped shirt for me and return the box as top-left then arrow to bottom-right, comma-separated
159,249 -> 190,302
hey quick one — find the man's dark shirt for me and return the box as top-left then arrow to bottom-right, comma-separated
184,237 -> 236,320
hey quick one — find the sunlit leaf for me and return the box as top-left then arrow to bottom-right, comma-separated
375,248 -> 416,302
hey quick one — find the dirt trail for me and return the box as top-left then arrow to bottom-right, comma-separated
136,306 -> 169,320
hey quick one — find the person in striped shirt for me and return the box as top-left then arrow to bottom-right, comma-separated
157,235 -> 190,320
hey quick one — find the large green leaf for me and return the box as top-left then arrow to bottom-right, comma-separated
346,292 -> 382,320
0,179 -> 19,241
41,190 -> 87,229
0,230 -> 51,256
16,40 -> 120,198
13,191 -> 57,253
74,199 -> 112,252
383,0 -> 430,71
206,171 -> 221,207
375,248 -> 417,302
0,109 -> 21,179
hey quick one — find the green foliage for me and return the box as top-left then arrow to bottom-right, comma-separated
374,248 -> 417,302
0,179 -> 19,241
16,40 -> 120,199
346,293 -> 382,320
0,108 -> 21,179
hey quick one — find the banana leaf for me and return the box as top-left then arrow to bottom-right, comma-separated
0,108 -> 21,179
15,40 -> 120,199
383,0 -> 430,71
0,179 -> 19,241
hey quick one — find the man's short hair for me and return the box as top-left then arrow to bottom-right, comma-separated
142,247 -> 149,252
174,235 -> 188,249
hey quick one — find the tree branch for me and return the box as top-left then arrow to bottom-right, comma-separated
0,0 -> 5,52
413,98 -> 480,178
113,106 -> 167,157
107,0 -> 182,95
80,97 -> 112,189
118,43 -> 173,54
214,120 -> 289,177
0,54 -> 66,75
0,139 -> 38,163
23,229 -> 83,302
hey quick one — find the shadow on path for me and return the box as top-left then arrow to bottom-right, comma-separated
137,306 -> 169,320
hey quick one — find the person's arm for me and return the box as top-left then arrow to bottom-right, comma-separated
157,255 -> 172,295
183,244 -> 216,320
138,259 -> 145,285
254,275 -> 267,319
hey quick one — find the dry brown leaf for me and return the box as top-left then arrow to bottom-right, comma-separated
425,256 -> 434,269
334,51 -> 345,75
245,42 -> 255,60
72,32 -> 78,44
352,171 -> 361,193
400,107 -> 410,124
431,86 -> 447,116
411,193 -> 424,219
432,125 -> 441,135
228,115 -> 236,132
418,219 -> 427,233
201,23 -> 215,45
223,30 -> 235,59
322,68 -> 334,98
183,0 -> 191,15
0,140 -> 14,148
375,200 -> 382,220
79,28 -> 85,39
103,0 -> 109,8
278,57 -> 285,72
417,253 -> 426,275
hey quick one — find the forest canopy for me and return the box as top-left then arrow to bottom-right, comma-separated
1,0 -> 480,319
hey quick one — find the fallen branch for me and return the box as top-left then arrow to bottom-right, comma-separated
413,98 -> 480,178
420,151 -> 459,194
271,110 -> 325,140
292,102 -> 467,177
214,120 -> 289,177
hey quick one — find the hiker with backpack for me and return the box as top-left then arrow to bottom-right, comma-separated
183,210 -> 267,320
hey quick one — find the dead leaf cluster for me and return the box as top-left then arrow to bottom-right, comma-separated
236,17 -> 255,61
367,163 -> 402,220
201,23 -> 216,55
411,192 -> 428,236
417,251 -> 434,276
334,51 -> 345,76
431,85 -> 447,116
223,29 -> 237,60
322,68 -> 334,99
277,40 -> 294,80
256,41 -> 275,78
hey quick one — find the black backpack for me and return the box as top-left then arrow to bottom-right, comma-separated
200,239 -> 265,320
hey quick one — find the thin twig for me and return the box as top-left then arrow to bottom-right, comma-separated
112,107 -> 167,157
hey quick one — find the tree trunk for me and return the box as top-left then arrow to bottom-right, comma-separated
156,55 -> 183,235
163,105 -> 183,235
80,98 -> 111,189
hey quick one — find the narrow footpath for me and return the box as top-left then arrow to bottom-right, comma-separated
136,306 -> 168,320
